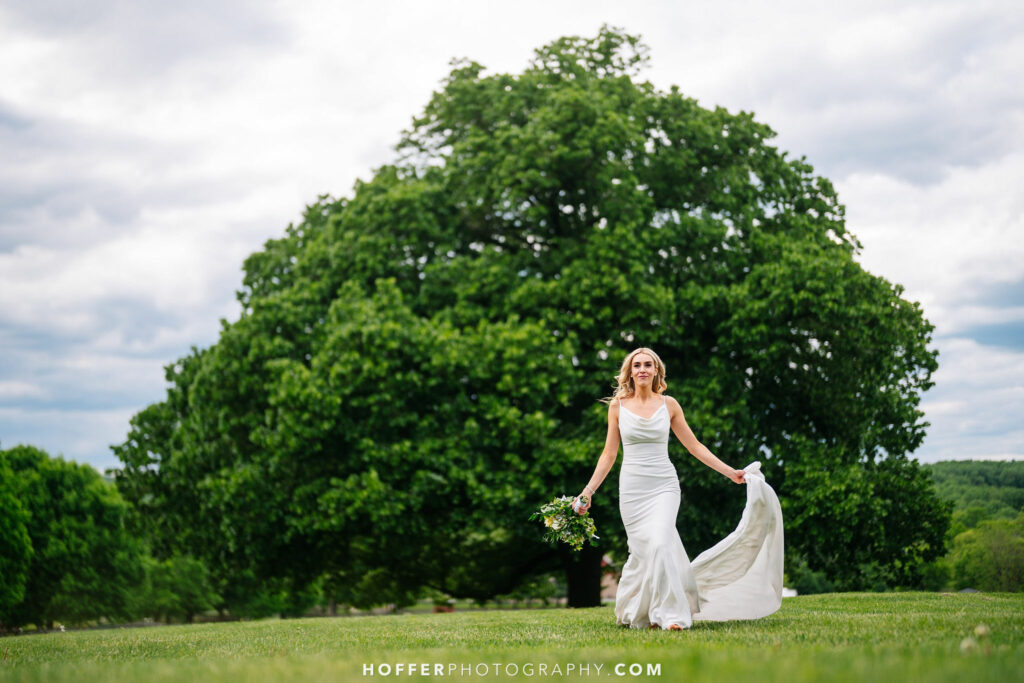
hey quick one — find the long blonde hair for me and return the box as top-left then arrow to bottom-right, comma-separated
602,347 -> 668,404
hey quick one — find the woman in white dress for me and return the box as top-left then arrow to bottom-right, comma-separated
574,347 -> 784,630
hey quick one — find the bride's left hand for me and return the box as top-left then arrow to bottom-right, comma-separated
728,469 -> 746,484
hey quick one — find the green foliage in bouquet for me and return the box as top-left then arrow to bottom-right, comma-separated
530,496 -> 599,552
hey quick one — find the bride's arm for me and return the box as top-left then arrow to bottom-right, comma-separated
667,396 -> 745,484
574,402 -> 622,513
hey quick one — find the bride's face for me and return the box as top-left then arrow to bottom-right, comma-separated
630,353 -> 656,388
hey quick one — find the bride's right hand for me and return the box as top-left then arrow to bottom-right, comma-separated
573,494 -> 591,515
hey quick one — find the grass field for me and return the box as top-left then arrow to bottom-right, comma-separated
2,593 -> 1023,682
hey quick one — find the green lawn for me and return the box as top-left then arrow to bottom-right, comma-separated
2,593 -> 1023,682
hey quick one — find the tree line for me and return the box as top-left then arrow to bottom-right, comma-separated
786,461 -> 1024,594
5,443 -> 1019,631
925,461 -> 1024,592
0,444 -> 357,631
0,445 -> 218,631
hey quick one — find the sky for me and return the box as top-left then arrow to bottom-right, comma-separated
1,0 -> 1022,473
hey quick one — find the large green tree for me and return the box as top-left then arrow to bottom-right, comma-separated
115,26 -> 944,605
1,445 -> 143,628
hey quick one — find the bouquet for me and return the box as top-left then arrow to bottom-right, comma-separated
530,495 -> 599,552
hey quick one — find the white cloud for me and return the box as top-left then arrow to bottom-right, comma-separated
0,381 -> 46,400
666,0 -> 1024,183
0,405 -> 140,472
0,341 -> 169,404
915,337 -> 1024,462
0,220 -> 239,336
841,150 -> 1024,335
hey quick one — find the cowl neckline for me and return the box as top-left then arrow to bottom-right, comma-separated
619,397 -> 668,421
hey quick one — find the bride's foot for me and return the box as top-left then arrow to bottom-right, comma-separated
648,623 -> 659,630
667,624 -> 686,631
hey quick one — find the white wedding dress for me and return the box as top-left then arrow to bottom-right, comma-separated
614,395 -> 784,629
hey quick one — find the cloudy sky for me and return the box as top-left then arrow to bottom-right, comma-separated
1,0 -> 1021,473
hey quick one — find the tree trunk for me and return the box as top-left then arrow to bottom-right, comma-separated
561,543 -> 603,607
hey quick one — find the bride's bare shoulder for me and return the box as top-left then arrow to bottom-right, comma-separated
663,395 -> 684,414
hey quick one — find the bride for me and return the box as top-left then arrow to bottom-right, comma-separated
574,347 -> 784,630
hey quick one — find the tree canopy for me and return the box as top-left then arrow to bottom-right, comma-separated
927,460 -> 1024,521
114,26 -> 945,604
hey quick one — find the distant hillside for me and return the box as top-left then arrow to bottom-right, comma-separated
924,460 -> 1024,519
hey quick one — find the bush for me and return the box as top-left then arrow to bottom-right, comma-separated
786,555 -> 836,595
128,554 -> 220,623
